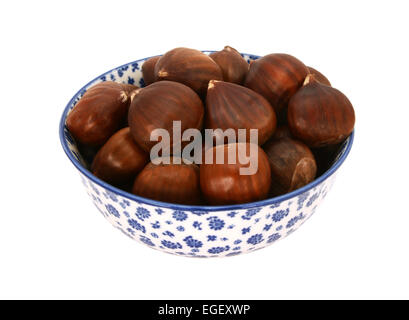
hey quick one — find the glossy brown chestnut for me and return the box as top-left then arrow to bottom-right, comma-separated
205,80 -> 276,145
209,46 -> 249,84
308,66 -> 331,86
142,56 -> 160,86
264,138 -> 317,196
91,127 -> 148,186
128,81 -> 204,153
244,53 -> 308,116
66,81 -> 131,147
287,74 -> 355,147
154,47 -> 223,97
132,157 -> 201,205
271,125 -> 293,141
200,143 -> 271,205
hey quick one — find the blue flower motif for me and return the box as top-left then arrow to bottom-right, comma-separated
241,227 -> 251,235
307,193 -> 320,207
135,207 -> 151,221
140,236 -> 155,247
165,220 -> 173,225
221,237 -> 228,241
227,211 -> 238,218
234,239 -> 242,245
105,204 -> 120,218
131,62 -> 139,72
207,216 -> 225,231
270,202 -> 280,209
228,224 -> 235,229
110,74 -> 116,81
232,246 -> 241,251
191,248 -> 200,253
208,246 -> 230,254
183,236 -> 203,248
126,228 -> 135,236
176,226 -> 185,232
241,208 -> 262,220
254,218 -> 260,224
267,233 -> 281,243
139,78 -> 146,87
297,191 -> 310,210
276,225 -> 283,231
161,240 -> 182,250
151,232 -> 159,238
128,219 -> 146,233
127,77 -> 135,85
100,75 -> 106,81
106,191 -> 118,202
193,221 -> 202,230
151,221 -> 160,229
247,234 -> 264,245
191,210 -> 209,216
264,224 -> 272,231
155,208 -> 164,215
172,210 -> 188,221
90,182 -> 100,195
272,208 -> 289,222
163,231 -> 175,238
123,211 -> 130,218
117,69 -> 124,77
286,213 -> 305,229
207,235 -> 217,241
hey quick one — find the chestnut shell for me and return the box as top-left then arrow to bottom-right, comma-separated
200,143 -> 271,205
287,75 -> 355,147
263,138 -> 317,196
205,80 -> 276,145
308,66 -> 331,86
142,56 -> 160,86
66,81 -> 131,147
91,127 -> 148,186
154,47 -> 223,97
132,158 -> 201,205
209,46 -> 249,84
128,81 -> 204,153
244,53 -> 308,116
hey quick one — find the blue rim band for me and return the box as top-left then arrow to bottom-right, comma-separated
59,53 -> 354,211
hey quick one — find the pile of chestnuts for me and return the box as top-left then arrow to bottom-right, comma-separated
66,46 -> 355,206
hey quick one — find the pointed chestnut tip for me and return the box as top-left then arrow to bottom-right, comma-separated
303,74 -> 317,86
119,91 -> 128,103
208,80 -> 220,90
224,46 -> 234,52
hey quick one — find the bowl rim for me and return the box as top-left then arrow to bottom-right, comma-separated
59,52 -> 355,211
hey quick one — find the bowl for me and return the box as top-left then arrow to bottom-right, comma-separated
59,52 -> 354,258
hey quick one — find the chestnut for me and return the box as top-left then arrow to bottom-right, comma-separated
200,143 -> 271,205
209,46 -> 249,84
244,53 -> 308,117
66,81 -> 131,147
287,74 -> 355,147
142,56 -> 160,86
91,127 -> 148,186
263,138 -> 317,196
128,81 -> 204,154
132,157 -> 202,205
308,66 -> 331,86
154,47 -> 223,97
205,80 -> 277,145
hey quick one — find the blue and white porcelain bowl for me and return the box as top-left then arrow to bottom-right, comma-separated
59,52 -> 354,258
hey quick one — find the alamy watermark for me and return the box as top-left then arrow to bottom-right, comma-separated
150,121 -> 260,175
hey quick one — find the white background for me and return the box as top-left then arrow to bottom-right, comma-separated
1,0 -> 408,299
